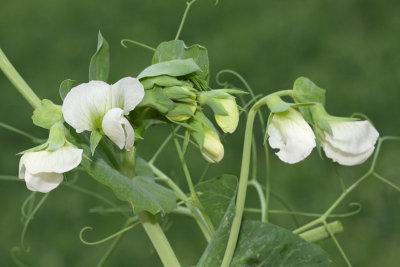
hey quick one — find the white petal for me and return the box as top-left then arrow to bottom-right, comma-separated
322,141 -> 375,166
23,143 -> 83,174
325,120 -> 379,154
112,77 -> 145,115
62,81 -> 112,132
102,108 -> 135,150
24,170 -> 63,193
268,109 -> 316,164
19,156 -> 26,179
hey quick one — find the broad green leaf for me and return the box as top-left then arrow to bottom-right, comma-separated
197,176 -> 237,267
81,156 -> 177,215
195,175 -> 238,229
138,87 -> 175,114
293,77 -> 326,105
89,31 -> 110,82
137,59 -> 201,80
135,156 -> 154,177
59,79 -> 76,100
32,99 -> 63,129
153,40 -> 209,81
230,221 -> 329,267
90,130 -> 102,155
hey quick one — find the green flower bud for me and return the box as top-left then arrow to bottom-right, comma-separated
167,102 -> 197,122
32,99 -> 63,129
214,96 -> 239,133
201,127 -> 224,163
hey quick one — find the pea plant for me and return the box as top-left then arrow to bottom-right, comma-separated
1,1 -> 399,266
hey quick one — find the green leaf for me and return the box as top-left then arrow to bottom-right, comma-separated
59,79 -> 76,100
81,156 -> 177,215
293,77 -> 326,105
153,40 -> 209,81
138,59 -> 201,80
135,156 -> 154,177
230,221 -> 329,267
195,175 -> 238,229
266,95 -> 291,113
32,99 -> 63,129
197,176 -> 237,267
138,87 -> 175,114
89,31 -> 110,82
90,130 -> 102,155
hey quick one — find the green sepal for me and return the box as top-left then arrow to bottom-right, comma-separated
164,86 -> 197,100
138,59 -> 201,80
153,40 -> 209,82
89,31 -> 110,82
167,103 -> 196,118
263,112 -> 274,145
265,95 -> 291,113
212,89 -> 247,95
138,87 -> 175,114
198,92 -> 230,115
293,77 -> 326,105
59,79 -> 76,101
32,99 -> 63,129
90,130 -> 102,155
140,75 -> 184,90
47,122 -> 66,151
17,142 -> 48,155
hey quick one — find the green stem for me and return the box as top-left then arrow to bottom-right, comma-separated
0,122 -> 44,143
248,180 -> 266,221
0,48 -> 41,109
120,39 -> 156,52
221,90 -> 293,267
174,0 -> 198,40
299,221 -> 343,243
137,211 -> 181,267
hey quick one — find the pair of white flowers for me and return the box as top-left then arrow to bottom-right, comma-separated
19,77 -> 144,193
267,108 -> 379,165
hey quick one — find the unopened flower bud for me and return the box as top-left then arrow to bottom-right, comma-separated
201,127 -> 224,163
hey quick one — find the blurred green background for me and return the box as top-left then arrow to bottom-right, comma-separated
1,0 -> 399,266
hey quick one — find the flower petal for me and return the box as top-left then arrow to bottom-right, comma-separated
201,128 -> 224,163
102,108 -> 135,150
62,80 -> 112,132
322,141 -> 375,166
325,120 -> 379,154
215,97 -> 239,134
24,170 -> 63,193
22,143 -> 83,174
268,109 -> 316,164
112,77 -> 145,115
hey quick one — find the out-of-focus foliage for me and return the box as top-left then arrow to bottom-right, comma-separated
0,0 -> 399,266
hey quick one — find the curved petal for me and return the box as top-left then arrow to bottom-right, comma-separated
268,109 -> 316,164
201,129 -> 224,163
19,157 -> 26,179
24,170 -> 63,193
102,108 -> 135,150
112,77 -> 145,115
325,120 -> 379,154
322,141 -> 375,166
62,81 -> 112,132
23,143 -> 83,174
215,97 -> 239,134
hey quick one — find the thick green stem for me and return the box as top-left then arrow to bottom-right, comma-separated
221,90 -> 293,267
137,211 -> 181,267
0,48 -> 41,109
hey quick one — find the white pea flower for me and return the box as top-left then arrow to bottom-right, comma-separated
19,142 -> 82,193
321,120 -> 379,166
62,77 -> 144,150
267,108 -> 316,164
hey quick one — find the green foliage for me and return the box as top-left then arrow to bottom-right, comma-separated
80,156 -> 177,215
90,130 -> 102,155
152,40 -> 210,82
89,31 -> 110,82
141,75 -> 184,90
59,79 -> 76,101
230,221 -> 329,267
137,58 -> 201,79
195,175 -> 238,228
31,99 -> 63,129
138,87 -> 175,114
